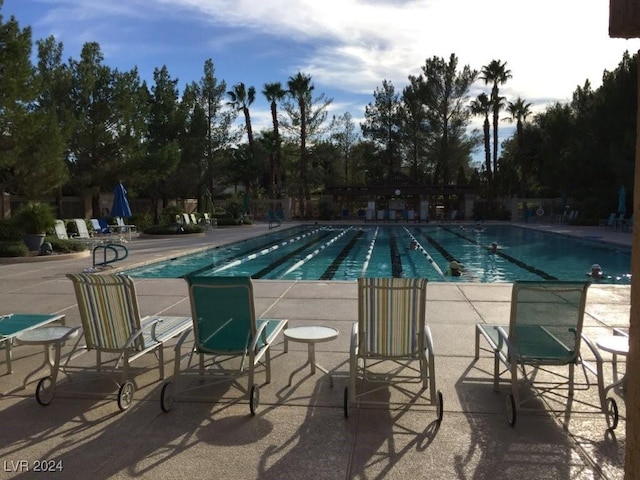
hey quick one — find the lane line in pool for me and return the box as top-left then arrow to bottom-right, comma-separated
205,227 -> 325,275
403,227 -> 446,278
280,228 -> 354,278
320,230 -> 364,280
440,227 -> 558,280
361,227 -> 379,276
252,231 -> 334,279
388,229 -> 403,278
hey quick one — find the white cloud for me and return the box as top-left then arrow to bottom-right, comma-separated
165,0 -> 638,107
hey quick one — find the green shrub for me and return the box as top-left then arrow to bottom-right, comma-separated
0,241 -> 29,257
183,224 -> 204,233
45,236 -> 88,253
143,224 -> 204,235
131,211 -> 153,231
12,202 -> 57,234
216,217 -> 242,226
0,219 -> 24,241
160,206 -> 183,226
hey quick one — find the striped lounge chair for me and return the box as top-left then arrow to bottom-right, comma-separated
56,274 -> 192,411
344,277 -> 443,422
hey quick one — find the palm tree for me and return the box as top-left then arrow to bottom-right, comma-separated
262,82 -> 286,197
227,82 -> 256,157
470,93 -> 493,184
505,97 -> 532,145
480,59 -> 512,181
506,96 -> 532,195
287,72 -> 314,218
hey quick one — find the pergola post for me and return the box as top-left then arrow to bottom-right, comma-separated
609,1 -> 639,478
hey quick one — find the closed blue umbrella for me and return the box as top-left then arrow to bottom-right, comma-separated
111,182 -> 132,218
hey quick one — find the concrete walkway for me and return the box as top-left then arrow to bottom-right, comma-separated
0,221 -> 631,479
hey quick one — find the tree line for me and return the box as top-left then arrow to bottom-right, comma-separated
0,3 -> 635,221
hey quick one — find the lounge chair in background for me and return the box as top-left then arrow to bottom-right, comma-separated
475,280 -> 617,429
160,275 -> 288,415
72,218 -> 92,239
598,213 -> 616,227
268,210 -> 281,229
90,218 -> 111,235
344,278 -> 443,422
53,220 -> 69,240
41,274 -> 193,411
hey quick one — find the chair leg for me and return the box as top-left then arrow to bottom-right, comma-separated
264,350 -> 271,384
493,352 -> 501,392
158,345 -> 165,380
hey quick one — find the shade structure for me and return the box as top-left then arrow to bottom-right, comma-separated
111,182 -> 132,218
618,185 -> 627,214
200,188 -> 214,214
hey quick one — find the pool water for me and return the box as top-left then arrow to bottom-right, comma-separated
124,225 -> 631,283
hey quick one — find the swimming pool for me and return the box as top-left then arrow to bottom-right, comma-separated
124,225 -> 631,283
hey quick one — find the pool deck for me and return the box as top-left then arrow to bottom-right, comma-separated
0,221 -> 631,479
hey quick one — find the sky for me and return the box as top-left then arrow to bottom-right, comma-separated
2,0 -> 639,153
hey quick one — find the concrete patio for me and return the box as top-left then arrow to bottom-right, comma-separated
0,221 -> 631,479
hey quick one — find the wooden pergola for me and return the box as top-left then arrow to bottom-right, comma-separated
609,1 -> 639,478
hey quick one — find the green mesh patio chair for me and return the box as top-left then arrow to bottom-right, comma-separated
475,280 -> 617,429
160,275 -> 288,415
344,278 -> 443,422
56,274 -> 192,411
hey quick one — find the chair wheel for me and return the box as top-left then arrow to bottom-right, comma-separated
606,397 -> 618,430
117,381 -> 135,411
249,385 -> 260,416
344,387 -> 349,418
160,381 -> 174,413
436,390 -> 444,423
505,394 -> 517,427
36,376 -> 55,406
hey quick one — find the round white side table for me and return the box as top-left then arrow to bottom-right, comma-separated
284,326 -> 339,387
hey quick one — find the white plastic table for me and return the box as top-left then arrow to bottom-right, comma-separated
16,325 -> 80,387
284,326 -> 338,387
0,313 -> 66,374
596,335 -> 629,393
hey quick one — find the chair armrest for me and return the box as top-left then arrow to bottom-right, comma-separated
124,318 -> 160,349
423,323 -> 436,356
495,326 -> 519,360
350,323 -> 358,355
249,321 -> 269,352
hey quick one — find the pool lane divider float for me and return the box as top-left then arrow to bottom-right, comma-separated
281,227 -> 354,277
403,227 -> 446,279
361,227 -> 379,276
205,227 -> 326,275
252,230 -> 335,278
440,227 -> 557,281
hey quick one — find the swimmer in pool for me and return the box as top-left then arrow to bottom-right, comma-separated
448,260 -> 464,277
490,241 -> 498,253
587,264 -> 604,280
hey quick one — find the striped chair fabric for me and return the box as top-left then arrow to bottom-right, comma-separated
358,277 -> 427,357
67,273 -> 145,351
